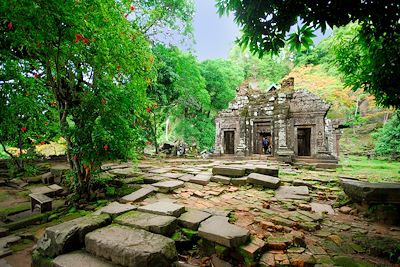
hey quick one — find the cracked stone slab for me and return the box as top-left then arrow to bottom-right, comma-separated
211,175 -> 231,185
53,250 -> 114,267
115,211 -> 177,236
152,180 -> 184,193
247,173 -> 281,189
198,216 -> 249,247
85,225 -> 177,267
275,186 -> 310,201
178,210 -> 212,230
120,187 -> 154,203
310,202 -> 334,215
96,201 -> 136,217
212,166 -> 246,178
189,173 -> 211,185
138,201 -> 186,217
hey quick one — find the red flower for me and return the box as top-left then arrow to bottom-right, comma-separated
146,107 -> 152,112
116,65 -> 121,70
34,73 -> 38,78
44,121 -> 49,125
82,37 -> 89,45
73,155 -> 77,161
145,141 -> 152,145
37,41 -> 41,48
101,99 -> 106,105
103,145 -> 109,150
51,100 -> 57,106
75,34 -> 82,43
130,6 -> 135,11
124,14 -> 128,18
40,141 -> 45,145
153,103 -> 158,107
21,127 -> 27,132
7,22 -> 13,30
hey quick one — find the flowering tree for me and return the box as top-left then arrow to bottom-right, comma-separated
1,0 -> 154,195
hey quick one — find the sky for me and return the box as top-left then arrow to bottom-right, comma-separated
192,0 -> 332,61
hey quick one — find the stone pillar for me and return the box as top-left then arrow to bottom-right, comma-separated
274,92 -> 294,163
214,118 -> 222,155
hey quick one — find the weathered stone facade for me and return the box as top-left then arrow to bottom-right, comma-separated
215,78 -> 341,163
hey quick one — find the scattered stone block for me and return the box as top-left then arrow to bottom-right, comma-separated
247,173 -> 280,189
35,214 -> 111,257
120,187 -> 154,203
190,173 -> 211,185
340,178 -> 400,204
85,225 -> 177,266
211,175 -> 231,185
211,254 -> 232,267
178,174 -> 195,182
97,201 -> 136,217
138,201 -> 186,217
29,193 -> 52,213
267,236 -> 290,250
212,166 -> 246,178
230,177 -> 247,186
152,180 -> 184,193
288,253 -> 316,267
254,166 -> 279,177
109,168 -> 135,177
339,206 -> 352,214
161,173 -> 184,179
239,237 -> 266,261
178,210 -> 212,230
115,211 -> 177,236
310,203 -> 334,215
198,216 -> 249,248
259,252 -> 275,267
298,203 -> 312,211
293,179 -> 314,188
275,186 -> 310,201
41,172 -> 54,184
143,176 -> 167,184
48,184 -> 63,194
53,250 -> 114,267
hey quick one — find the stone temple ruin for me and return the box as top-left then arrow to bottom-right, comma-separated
215,78 -> 342,164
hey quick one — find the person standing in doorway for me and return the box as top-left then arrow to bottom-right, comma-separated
262,137 -> 269,154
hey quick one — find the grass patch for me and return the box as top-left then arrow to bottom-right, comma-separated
0,202 -> 30,217
337,155 -> 400,183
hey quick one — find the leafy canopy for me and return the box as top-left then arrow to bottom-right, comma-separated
216,0 -> 400,109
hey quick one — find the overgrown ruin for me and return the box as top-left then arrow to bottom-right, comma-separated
215,78 -> 342,164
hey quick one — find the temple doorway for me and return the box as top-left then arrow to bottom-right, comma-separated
297,128 -> 311,156
224,131 -> 235,154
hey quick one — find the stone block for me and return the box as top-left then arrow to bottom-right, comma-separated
190,173 -> 211,185
85,225 -> 177,267
212,166 -> 246,178
35,214 -> 111,258
53,250 -> 114,267
275,186 -> 310,201
178,210 -> 212,230
211,175 -> 231,185
97,201 -> 136,217
138,201 -> 186,217
198,216 -> 249,248
120,187 -> 154,203
115,210 -> 177,236
230,177 -> 247,186
254,166 -> 279,177
247,173 -> 280,189
152,180 -> 184,193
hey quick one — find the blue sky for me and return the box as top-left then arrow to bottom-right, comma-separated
192,0 -> 331,61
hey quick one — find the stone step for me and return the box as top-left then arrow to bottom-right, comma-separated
212,166 -> 246,178
152,180 -> 184,193
35,214 -> 111,258
138,201 -> 186,217
247,173 -> 281,189
85,225 -> 177,267
189,173 -> 211,185
178,210 -> 212,230
95,201 -> 136,217
53,250 -> 114,267
198,216 -> 249,248
115,211 -> 177,236
120,187 -> 154,203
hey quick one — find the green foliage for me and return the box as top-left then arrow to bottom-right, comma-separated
1,0 -> 156,194
229,45 -> 291,86
373,113 -> 400,160
216,0 -> 400,109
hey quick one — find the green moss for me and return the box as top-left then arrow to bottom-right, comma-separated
116,184 -> 136,197
31,250 -> 54,267
228,212 -> 237,223
11,239 -> 34,253
333,256 -> 374,267
0,202 -> 30,216
6,212 -> 49,231
181,228 -> 198,240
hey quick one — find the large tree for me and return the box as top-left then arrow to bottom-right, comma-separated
216,0 -> 400,109
1,0 -> 154,194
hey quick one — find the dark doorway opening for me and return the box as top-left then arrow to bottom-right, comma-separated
297,128 -> 311,156
256,132 -> 272,155
224,131 -> 235,154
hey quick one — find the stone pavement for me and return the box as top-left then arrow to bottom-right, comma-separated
31,158 -> 400,267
